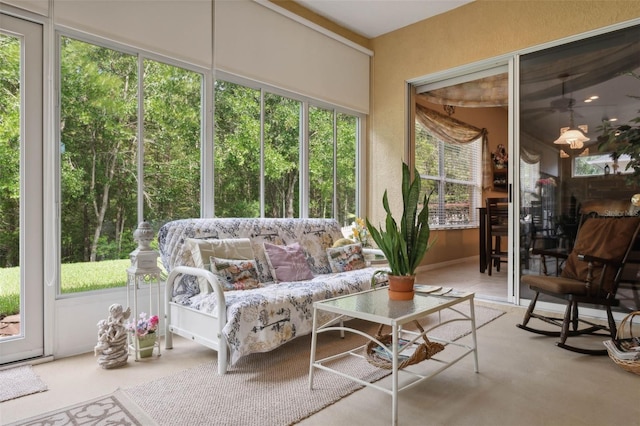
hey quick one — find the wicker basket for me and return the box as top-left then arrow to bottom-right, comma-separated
365,321 -> 444,370
606,311 -> 640,376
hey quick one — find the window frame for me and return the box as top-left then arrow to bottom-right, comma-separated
55,29 -> 210,298
417,129 -> 482,230
572,152 -> 633,177
214,71 -> 365,223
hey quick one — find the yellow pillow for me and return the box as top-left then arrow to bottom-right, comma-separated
332,238 -> 355,248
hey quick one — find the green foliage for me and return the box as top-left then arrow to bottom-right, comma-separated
213,81 -> 262,217
366,162 -> 435,276
0,293 -> 19,319
599,71 -> 640,184
1,35 -> 359,297
0,35 -> 21,267
213,80 -> 358,222
57,36 -> 202,268
0,259 -> 131,316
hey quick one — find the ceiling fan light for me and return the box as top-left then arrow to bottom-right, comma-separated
568,138 -> 584,149
553,129 -> 590,147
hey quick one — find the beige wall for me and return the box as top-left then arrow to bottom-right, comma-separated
369,0 -> 640,266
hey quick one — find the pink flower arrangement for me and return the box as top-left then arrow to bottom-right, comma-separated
127,312 -> 159,337
536,177 -> 557,187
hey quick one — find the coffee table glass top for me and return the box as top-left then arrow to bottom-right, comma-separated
316,286 -> 473,326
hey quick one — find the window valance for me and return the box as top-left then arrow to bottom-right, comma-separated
416,105 -> 493,190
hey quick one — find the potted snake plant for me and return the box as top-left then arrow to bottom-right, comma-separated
366,162 -> 435,300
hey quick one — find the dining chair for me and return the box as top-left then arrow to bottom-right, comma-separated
486,197 -> 509,276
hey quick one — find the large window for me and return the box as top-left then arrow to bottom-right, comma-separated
415,122 -> 481,228
214,77 -> 360,225
573,153 -> 633,177
56,38 -> 360,295
309,107 -> 358,226
59,35 -> 202,294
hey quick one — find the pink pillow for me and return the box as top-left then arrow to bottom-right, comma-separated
263,242 -> 314,283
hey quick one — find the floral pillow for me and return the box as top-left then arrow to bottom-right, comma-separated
186,238 -> 255,292
326,243 -> 366,273
263,242 -> 314,283
210,257 -> 262,291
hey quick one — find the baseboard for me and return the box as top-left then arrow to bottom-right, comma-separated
415,256 -> 479,273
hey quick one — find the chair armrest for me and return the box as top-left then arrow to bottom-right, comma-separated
531,247 -> 569,260
576,253 -> 622,268
576,253 -> 623,295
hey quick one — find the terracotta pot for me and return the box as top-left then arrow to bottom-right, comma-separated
388,275 -> 415,300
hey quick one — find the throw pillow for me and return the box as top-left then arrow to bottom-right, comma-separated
186,238 -> 255,293
210,257 -> 261,291
326,243 -> 366,273
186,237 -> 254,269
263,242 -> 314,283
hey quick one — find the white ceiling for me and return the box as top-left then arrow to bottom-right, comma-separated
295,0 -> 475,38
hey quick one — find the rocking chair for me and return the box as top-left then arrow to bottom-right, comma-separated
517,199 -> 640,355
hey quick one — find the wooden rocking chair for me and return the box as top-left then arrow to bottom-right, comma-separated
517,199 -> 640,355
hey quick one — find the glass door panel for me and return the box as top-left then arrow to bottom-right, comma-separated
0,14 -> 44,364
518,24 -> 640,311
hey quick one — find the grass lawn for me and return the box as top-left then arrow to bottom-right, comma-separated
0,259 -> 134,317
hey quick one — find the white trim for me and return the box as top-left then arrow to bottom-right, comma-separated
300,101 -> 310,218
508,55 -> 517,305
415,65 -> 508,94
252,0 -> 373,57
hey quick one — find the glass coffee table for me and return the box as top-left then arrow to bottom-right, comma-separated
308,286 -> 478,426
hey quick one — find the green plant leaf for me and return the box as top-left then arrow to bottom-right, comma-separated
365,161 -> 434,276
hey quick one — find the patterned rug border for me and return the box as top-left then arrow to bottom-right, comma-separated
5,390 -> 157,426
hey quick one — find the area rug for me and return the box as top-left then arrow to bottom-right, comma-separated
6,305 -> 504,426
122,304 -> 504,426
0,365 -> 48,402
5,390 -> 157,426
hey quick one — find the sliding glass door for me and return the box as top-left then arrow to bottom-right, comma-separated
518,24 -> 640,312
0,14 -> 44,364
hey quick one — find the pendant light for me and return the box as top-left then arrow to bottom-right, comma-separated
553,79 -> 590,149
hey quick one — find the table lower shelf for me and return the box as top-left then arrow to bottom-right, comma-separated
310,326 -> 477,396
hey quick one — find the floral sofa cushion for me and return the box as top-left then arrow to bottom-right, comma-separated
158,218 -> 345,298
189,266 -> 382,363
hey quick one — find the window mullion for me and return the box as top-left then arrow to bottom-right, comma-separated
260,89 -> 265,218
